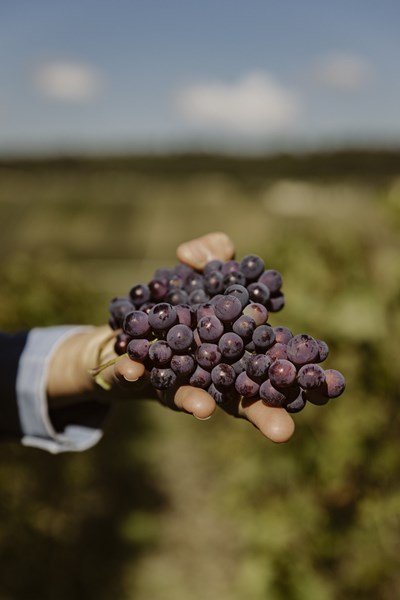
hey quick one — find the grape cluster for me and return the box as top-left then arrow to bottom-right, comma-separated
108,254 -> 345,412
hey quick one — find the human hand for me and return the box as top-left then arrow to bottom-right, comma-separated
47,232 -> 295,443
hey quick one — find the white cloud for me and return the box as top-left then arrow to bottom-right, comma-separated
312,53 -> 372,91
175,72 -> 300,134
33,61 -> 103,103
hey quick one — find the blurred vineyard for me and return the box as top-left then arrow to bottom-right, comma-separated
1,150 -> 400,600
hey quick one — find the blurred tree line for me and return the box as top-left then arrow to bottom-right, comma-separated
0,150 -> 399,599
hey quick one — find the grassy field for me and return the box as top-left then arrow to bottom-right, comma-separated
0,151 -> 400,600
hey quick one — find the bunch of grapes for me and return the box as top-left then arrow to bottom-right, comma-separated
107,255 -> 345,412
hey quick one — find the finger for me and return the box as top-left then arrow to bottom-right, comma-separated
239,399 -> 295,443
114,355 -> 146,382
176,232 -> 235,270
173,385 -> 217,420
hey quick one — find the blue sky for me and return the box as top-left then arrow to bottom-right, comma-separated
1,0 -> 400,153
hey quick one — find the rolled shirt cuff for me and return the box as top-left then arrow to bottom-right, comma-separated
16,326 -> 106,454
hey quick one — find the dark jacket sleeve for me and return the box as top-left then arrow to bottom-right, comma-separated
0,331 -> 29,440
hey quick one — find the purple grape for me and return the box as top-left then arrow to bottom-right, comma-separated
247,282 -> 270,305
239,255 -> 265,282
114,332 -> 131,355
259,379 -> 287,407
224,284 -> 249,308
173,263 -> 194,279
123,310 -> 151,338
167,274 -> 184,290
267,293 -> 285,312
166,289 -> 189,305
184,272 -> 205,293
150,367 -> 177,390
252,324 -> 276,351
166,324 -> 194,352
175,304 -> 192,326
316,340 -> 330,362
149,279 -> 168,301
297,363 -> 326,390
153,267 -> 174,285
211,363 -> 236,390
127,338 -> 150,362
189,365 -> 212,389
246,354 -> 271,382
221,259 -> 240,275
222,271 -> 246,287
268,359 -> 297,388
232,314 -> 257,342
196,303 -> 216,320
196,343 -> 222,370
109,297 -> 135,329
170,354 -> 196,377
235,371 -> 260,398
148,303 -> 178,332
214,294 -> 242,323
266,342 -> 288,362
324,369 -> 346,398
203,259 -> 224,275
284,387 -> 307,413
188,288 -> 210,304
139,302 -> 156,315
208,384 -> 239,406
148,340 -> 172,366
197,315 -> 224,342
204,270 -> 224,294
218,332 -> 244,362
258,269 -> 283,294
242,303 -> 268,325
231,352 -> 252,375
273,326 -> 293,345
286,334 -> 320,366
129,283 -> 151,307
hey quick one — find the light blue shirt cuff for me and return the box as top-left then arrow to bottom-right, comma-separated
16,326 -> 104,454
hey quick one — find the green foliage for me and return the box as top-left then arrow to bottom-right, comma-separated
0,153 -> 400,599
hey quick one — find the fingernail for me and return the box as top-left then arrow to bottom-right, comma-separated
124,375 -> 139,382
194,414 -> 213,421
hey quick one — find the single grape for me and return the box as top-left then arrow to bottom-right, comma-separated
324,369 -> 346,398
166,289 -> 189,305
239,255 -> 265,282
139,302 -> 155,315
266,342 -> 288,362
189,365 -> 212,389
175,304 -> 192,326
247,282 -> 270,305
204,270 -> 224,294
184,272 -> 205,293
150,367 -> 177,390
258,269 -> 283,294
242,303 -> 268,325
221,259 -> 240,275
129,283 -> 151,307
252,324 -> 276,351
127,338 -> 150,362
246,353 -> 271,382
109,297 -> 135,329
284,387 -> 307,413
149,279 -> 168,301
197,315 -> 224,342
153,267 -> 174,285
267,293 -> 285,312
273,326 -> 293,345
214,294 -> 243,323
224,284 -> 249,308
114,332 -> 131,355
196,343 -> 222,370
286,334 -> 320,366
232,314 -> 257,342
218,332 -> 244,362
259,379 -> 287,407
231,352 -> 252,375
167,274 -> 184,290
208,383 -> 239,406
123,310 -> 151,338
189,288 -> 210,304
148,303 -> 178,332
316,339 -> 330,362
297,363 -> 326,390
149,340 -> 172,366
222,271 -> 246,287
166,324 -> 194,352
211,363 -> 236,390
173,263 -> 194,280
235,371 -> 260,398
170,354 -> 196,377
203,259 -> 224,275
268,359 -> 297,388
196,303 -> 216,320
